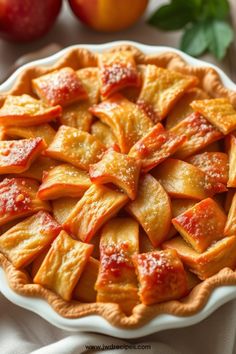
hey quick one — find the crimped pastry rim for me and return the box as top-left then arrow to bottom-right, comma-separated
0,42 -> 236,330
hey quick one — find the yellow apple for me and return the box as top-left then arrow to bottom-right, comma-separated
68,0 -> 148,32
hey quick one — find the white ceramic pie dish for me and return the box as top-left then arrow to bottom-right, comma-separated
0,41 -> 236,339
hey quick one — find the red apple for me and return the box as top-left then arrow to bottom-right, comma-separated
68,0 -> 148,32
0,0 -> 62,42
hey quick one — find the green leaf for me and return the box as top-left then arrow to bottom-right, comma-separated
204,19 -> 234,60
148,0 -> 231,28
148,0 -> 196,31
202,0 -> 230,20
180,22 -> 208,57
148,0 -> 234,60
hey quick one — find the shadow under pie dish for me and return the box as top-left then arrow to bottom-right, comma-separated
1,42 -> 236,334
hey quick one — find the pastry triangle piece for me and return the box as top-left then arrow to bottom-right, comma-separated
137,64 -> 198,122
90,94 -> 153,153
166,87 -> 209,129
89,149 -> 141,200
190,98 -> 236,135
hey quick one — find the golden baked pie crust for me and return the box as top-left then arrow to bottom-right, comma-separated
1,44 -> 236,328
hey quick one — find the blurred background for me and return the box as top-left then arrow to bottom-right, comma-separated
0,0 -> 235,84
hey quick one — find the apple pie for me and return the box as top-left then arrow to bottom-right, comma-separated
0,44 -> 236,328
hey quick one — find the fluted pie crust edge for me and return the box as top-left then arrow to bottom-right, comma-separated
0,45 -> 236,329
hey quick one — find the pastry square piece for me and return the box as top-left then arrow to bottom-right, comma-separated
224,192 -> 236,236
91,121 -> 118,148
32,67 -> 88,107
89,149 -> 141,200
74,257 -> 99,303
187,152 -> 229,185
152,158 -> 226,200
137,64 -> 198,123
0,211 -> 61,268
76,67 -> 100,103
163,236 -> 236,280
3,124 -> 56,147
52,197 -> 79,225
0,95 -> 62,126
170,112 -> 223,159
227,135 -> 236,187
172,198 -> 227,253
99,51 -> 140,99
45,125 -> 106,170
166,88 -> 209,129
61,102 -> 92,132
95,218 -> 139,314
129,123 -> 186,172
0,177 -> 50,226
132,249 -> 187,305
127,174 -> 171,247
33,230 -> 93,301
90,94 -> 153,153
0,138 -> 46,174
37,164 -> 91,200
190,98 -> 236,135
60,68 -> 100,131
63,184 -> 129,242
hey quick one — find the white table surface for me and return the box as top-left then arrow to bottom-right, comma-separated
0,1 -> 236,354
